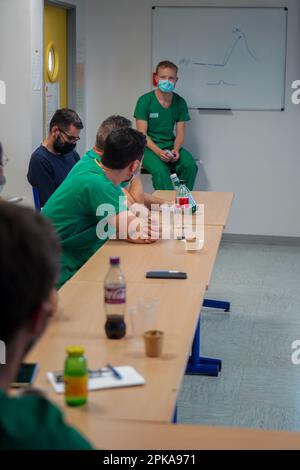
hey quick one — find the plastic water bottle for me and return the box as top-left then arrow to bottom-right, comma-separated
171,173 -> 197,213
170,173 -> 180,190
104,257 -> 126,339
64,346 -> 88,406
176,180 -> 190,208
185,184 -> 197,214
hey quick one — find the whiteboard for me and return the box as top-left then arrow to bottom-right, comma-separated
152,7 -> 288,110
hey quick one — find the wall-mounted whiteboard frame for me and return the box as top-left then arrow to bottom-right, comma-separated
152,6 -> 288,111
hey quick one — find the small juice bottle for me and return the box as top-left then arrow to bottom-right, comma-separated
64,346 -> 88,406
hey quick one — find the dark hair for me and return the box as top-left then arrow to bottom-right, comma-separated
101,128 -> 146,170
49,108 -> 84,133
95,115 -> 132,151
0,201 -> 61,344
156,60 -> 178,75
0,142 -> 3,166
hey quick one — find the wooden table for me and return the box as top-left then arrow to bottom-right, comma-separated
68,419 -> 300,450
28,281 -> 207,423
154,191 -> 234,228
26,190 -> 252,447
72,225 -> 223,289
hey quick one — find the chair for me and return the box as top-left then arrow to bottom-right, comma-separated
32,187 -> 41,211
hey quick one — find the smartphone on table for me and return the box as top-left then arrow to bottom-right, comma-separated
11,363 -> 40,388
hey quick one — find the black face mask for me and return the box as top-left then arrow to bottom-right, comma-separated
53,136 -> 77,155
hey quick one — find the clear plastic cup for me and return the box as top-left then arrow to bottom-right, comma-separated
185,237 -> 204,252
138,297 -> 160,331
128,298 -> 160,337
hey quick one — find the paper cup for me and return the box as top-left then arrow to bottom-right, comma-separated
143,330 -> 164,357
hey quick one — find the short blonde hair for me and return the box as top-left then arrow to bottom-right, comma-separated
95,115 -> 132,151
155,61 -> 178,75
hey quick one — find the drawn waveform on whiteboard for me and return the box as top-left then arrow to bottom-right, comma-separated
193,27 -> 259,68
207,80 -> 237,87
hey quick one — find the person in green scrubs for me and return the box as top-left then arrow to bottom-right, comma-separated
80,115 -> 145,207
134,60 -> 198,191
80,114 -> 172,209
0,199 -> 93,450
43,128 -> 157,288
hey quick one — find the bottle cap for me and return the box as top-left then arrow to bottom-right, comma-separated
66,346 -> 84,357
110,257 -> 120,266
170,173 -> 177,180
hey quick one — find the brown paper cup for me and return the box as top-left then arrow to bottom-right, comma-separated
143,330 -> 164,357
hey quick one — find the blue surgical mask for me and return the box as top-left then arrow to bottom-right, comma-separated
158,79 -> 175,93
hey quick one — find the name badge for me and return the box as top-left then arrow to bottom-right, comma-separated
150,113 -> 159,118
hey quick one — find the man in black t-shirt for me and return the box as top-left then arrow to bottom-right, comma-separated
27,109 -> 83,207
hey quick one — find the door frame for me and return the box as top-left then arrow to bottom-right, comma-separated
44,0 -> 77,110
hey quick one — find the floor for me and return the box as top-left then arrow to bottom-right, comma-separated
178,241 -> 300,431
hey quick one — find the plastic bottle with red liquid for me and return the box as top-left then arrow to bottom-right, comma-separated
104,257 -> 126,339
171,174 -> 197,213
176,180 -> 190,209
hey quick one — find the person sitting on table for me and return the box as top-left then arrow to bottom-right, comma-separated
43,127 -> 158,288
0,200 -> 93,450
81,114 -> 172,209
27,108 -> 83,207
134,60 -> 198,191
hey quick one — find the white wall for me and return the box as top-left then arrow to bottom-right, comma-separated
57,0 -> 87,157
0,0 -> 38,203
85,0 -> 300,237
1,0 -> 299,235
0,0 -> 86,204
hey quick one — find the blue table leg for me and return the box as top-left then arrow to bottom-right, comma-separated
172,405 -> 178,423
203,298 -> 230,312
186,318 -> 222,377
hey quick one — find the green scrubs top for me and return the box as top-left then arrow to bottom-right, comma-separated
79,149 -> 129,188
134,91 -> 191,148
0,389 -> 93,450
80,148 -> 97,164
43,156 -> 127,287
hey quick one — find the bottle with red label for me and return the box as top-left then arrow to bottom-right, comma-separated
171,173 -> 197,213
104,257 -> 126,339
176,180 -> 190,209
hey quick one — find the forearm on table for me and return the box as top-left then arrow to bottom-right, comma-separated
110,211 -> 159,243
122,188 -> 136,207
126,177 -> 144,205
144,193 -> 173,209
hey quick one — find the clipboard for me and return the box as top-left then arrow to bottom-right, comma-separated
47,366 -> 145,393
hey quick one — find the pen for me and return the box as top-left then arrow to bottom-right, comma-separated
106,363 -> 122,380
